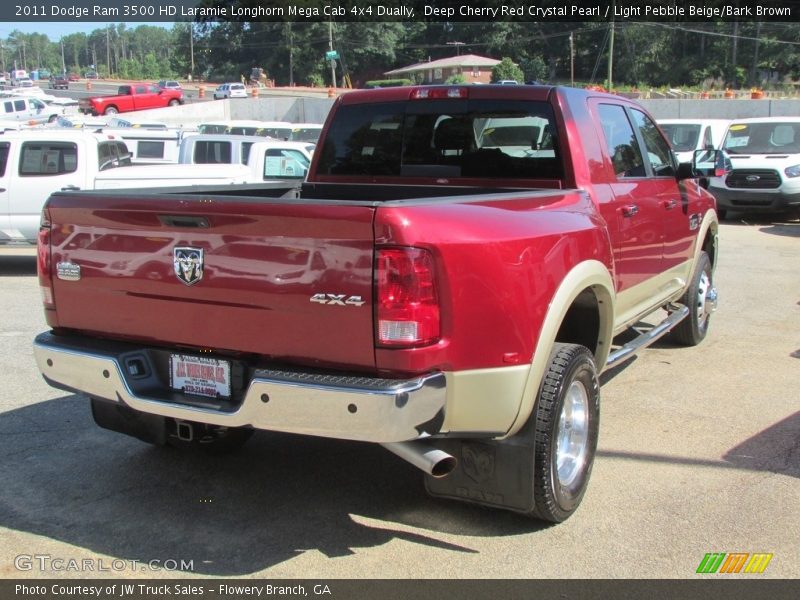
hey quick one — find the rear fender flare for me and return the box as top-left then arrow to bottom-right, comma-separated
505,259 -> 615,437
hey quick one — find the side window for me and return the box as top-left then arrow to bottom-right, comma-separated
631,109 -> 675,177
0,142 -> 10,176
14,100 -> 26,112
241,142 -> 252,164
135,86 -> 147,94
263,148 -> 309,179
4,102 -> 12,113
193,141 -> 231,164
137,141 -> 164,159
98,142 -> 113,170
115,142 -> 132,166
702,126 -> 714,150
597,104 -> 645,178
19,142 -> 78,176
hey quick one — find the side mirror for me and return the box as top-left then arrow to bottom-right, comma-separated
678,149 -> 731,180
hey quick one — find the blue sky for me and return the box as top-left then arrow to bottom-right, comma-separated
0,22 -> 172,39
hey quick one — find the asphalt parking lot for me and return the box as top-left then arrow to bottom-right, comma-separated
0,216 -> 797,580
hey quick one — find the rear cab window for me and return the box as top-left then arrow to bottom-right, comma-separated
315,98 -> 564,181
194,141 -> 232,164
19,142 -> 78,176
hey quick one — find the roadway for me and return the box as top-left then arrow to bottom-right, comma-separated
0,217 -> 798,580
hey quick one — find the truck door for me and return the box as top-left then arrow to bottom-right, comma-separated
138,84 -> 161,110
628,108 -> 695,278
0,142 -> 10,241
592,102 -> 665,297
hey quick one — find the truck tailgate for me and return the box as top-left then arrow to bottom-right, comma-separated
46,193 -> 377,369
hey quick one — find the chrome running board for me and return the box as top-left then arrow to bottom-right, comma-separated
606,305 -> 690,369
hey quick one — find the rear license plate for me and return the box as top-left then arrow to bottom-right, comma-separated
169,354 -> 231,399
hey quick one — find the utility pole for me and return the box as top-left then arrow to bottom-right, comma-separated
607,20 -> 615,90
106,26 -> 111,76
60,39 -> 66,74
189,23 -> 194,78
569,32 -> 574,87
447,41 -> 464,56
288,23 -> 294,86
328,20 -> 336,87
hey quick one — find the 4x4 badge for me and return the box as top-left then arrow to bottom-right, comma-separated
174,247 -> 204,286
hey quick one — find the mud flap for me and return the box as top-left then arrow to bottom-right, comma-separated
424,436 -> 536,513
90,398 -> 167,446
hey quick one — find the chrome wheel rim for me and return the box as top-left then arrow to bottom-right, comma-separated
697,271 -> 712,328
556,380 -> 590,488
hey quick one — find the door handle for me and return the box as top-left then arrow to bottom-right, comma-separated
60,185 -> 80,191
621,204 -> 639,218
664,199 -> 678,210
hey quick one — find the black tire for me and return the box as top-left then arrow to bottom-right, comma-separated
671,251 -> 714,346
716,208 -> 727,220
104,106 -> 118,115
48,114 -> 58,123
527,343 -> 600,523
168,99 -> 179,107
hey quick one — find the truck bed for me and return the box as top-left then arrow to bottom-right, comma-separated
43,184 -> 574,373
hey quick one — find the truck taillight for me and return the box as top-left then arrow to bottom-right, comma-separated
38,208 -> 54,309
376,247 -> 440,347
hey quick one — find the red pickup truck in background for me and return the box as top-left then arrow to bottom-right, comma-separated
78,82 -> 184,116
35,85 -> 723,522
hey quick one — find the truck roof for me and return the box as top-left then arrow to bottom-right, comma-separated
0,129 -> 122,143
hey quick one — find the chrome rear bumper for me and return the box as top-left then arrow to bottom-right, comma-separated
33,332 -> 446,443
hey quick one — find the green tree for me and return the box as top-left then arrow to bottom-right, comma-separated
491,57 -> 524,82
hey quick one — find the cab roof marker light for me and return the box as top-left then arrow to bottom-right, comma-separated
410,87 -> 468,100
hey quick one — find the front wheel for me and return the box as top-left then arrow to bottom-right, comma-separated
527,343 -> 600,522
168,99 -> 179,107
104,106 -> 118,115
671,251 -> 715,346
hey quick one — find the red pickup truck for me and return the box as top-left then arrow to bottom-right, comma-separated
78,82 -> 184,116
34,85 -> 722,522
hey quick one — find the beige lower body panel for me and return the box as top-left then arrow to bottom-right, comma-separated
612,259 -> 692,335
442,365 -> 531,435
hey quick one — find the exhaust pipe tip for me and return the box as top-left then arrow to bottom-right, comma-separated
429,454 -> 457,478
382,441 -> 457,478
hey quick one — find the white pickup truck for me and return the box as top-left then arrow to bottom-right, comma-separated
177,134 -> 313,181
0,130 -> 282,244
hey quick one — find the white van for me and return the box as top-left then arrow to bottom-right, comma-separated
10,70 -> 32,87
178,133 -> 270,165
708,117 -> 800,217
177,134 -> 312,181
657,119 -> 730,164
0,96 -> 63,124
